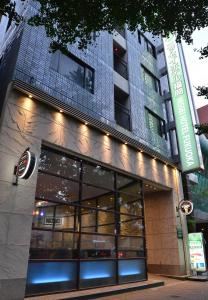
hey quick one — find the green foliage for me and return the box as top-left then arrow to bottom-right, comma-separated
0,0 -> 24,24
196,86 -> 208,99
26,0 -> 208,51
195,123 -> 208,135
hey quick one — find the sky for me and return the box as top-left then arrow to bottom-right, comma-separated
182,28 -> 208,109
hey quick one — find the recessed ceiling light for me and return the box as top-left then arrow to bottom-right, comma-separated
28,94 -> 32,98
59,109 -> 63,113
106,133 -> 110,136
124,142 -> 128,145
84,122 -> 88,125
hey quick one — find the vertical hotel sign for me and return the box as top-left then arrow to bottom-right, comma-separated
164,35 -> 201,172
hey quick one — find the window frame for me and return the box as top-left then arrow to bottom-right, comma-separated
145,108 -> 167,139
51,50 -> 95,94
141,65 -> 161,95
138,30 -> 157,59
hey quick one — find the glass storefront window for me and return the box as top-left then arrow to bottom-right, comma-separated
39,149 -> 80,180
33,202 -> 78,231
30,230 -> 79,259
119,196 -> 143,217
36,173 -> 79,204
27,147 -> 146,295
119,216 -> 144,236
118,236 -> 145,258
82,162 -> 114,190
80,234 -> 116,259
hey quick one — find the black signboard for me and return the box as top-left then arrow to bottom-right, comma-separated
16,148 -> 36,179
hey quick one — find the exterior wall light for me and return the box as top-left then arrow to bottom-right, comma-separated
28,94 -> 32,98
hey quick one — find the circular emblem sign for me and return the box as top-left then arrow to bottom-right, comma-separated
17,149 -> 36,179
179,200 -> 193,215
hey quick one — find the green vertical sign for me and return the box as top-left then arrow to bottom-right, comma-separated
164,35 -> 201,172
188,233 -> 206,272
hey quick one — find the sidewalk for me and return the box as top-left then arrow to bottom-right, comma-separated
25,274 -> 164,300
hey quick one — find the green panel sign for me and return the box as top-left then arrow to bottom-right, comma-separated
164,36 -> 201,172
188,232 -> 206,272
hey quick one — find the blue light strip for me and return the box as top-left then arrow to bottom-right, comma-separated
82,273 -> 110,279
32,277 -> 70,284
120,270 -> 140,276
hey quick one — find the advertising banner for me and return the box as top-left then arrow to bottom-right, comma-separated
188,232 -> 206,272
163,35 -> 202,173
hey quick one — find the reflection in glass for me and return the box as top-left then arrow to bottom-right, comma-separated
39,149 -> 80,180
82,163 -> 114,190
36,173 -> 79,204
118,195 -> 143,216
33,202 -> 78,231
118,236 -> 145,258
119,216 -> 144,236
80,234 -> 116,258
30,230 -> 79,259
28,147 -> 146,294
81,208 -> 115,234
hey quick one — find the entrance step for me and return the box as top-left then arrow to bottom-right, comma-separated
160,274 -> 208,282
25,279 -> 164,300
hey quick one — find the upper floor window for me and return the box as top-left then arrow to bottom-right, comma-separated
138,30 -> 156,59
141,66 -> 161,95
113,42 -> 128,80
145,108 -> 166,138
51,51 -> 94,93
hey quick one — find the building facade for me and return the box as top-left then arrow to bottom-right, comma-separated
0,1 -> 193,299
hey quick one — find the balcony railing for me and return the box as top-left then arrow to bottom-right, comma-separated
115,101 -> 131,131
114,54 -> 128,80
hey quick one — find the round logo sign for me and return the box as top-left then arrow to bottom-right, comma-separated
17,149 -> 36,179
179,200 -> 193,215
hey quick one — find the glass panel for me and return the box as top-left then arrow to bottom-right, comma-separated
50,51 -> 60,72
119,216 -> 144,236
81,192 -> 115,211
118,259 -> 146,283
58,52 -> 85,87
55,205 -> 78,231
33,202 -> 78,231
118,236 -> 145,258
119,196 -> 143,217
82,184 -> 111,203
117,173 -> 134,189
82,163 -> 114,190
36,173 -> 79,204
118,181 -> 142,196
39,149 -> 80,180
85,68 -> 94,93
97,211 -> 115,234
80,260 -> 116,288
97,194 -> 115,210
80,234 -> 116,258
26,261 -> 77,296
81,208 -> 115,234
81,207 -> 96,233
30,230 -> 79,259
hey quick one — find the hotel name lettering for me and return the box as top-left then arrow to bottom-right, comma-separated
164,36 -> 200,172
